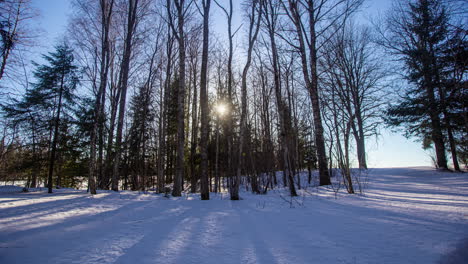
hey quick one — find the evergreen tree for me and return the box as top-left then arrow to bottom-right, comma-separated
127,83 -> 155,191
385,0 -> 457,169
27,44 -> 78,192
2,87 -> 49,187
438,28 -> 467,170
2,44 -> 79,189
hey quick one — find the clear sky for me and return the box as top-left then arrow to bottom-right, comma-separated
30,0 -> 71,55
30,0 -> 434,168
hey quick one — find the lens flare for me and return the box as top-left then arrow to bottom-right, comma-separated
215,103 -> 227,116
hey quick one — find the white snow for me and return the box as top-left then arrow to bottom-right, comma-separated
0,167 -> 467,264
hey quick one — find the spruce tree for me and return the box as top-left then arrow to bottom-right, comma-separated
28,44 -> 79,192
2,44 -> 79,189
385,0 -> 451,169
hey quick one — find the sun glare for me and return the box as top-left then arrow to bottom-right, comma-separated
215,103 -> 227,116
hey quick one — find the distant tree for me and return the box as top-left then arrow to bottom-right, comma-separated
126,24 -> 163,191
321,24 -> 386,170
127,83 -> 155,191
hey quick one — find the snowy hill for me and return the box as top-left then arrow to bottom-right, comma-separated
0,167 -> 467,264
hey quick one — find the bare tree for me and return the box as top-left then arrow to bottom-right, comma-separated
187,31 -> 200,193
262,0 -> 297,196
282,0 -> 362,185
0,0 -> 38,82
214,0 -> 239,199
198,0 -> 211,200
112,0 -> 141,191
322,24 -> 385,170
157,24 -> 174,193
166,0 -> 193,196
88,0 -> 115,195
235,0 -> 263,200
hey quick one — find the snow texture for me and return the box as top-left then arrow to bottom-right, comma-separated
0,167 -> 467,264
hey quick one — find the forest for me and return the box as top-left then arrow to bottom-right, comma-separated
0,0 -> 466,200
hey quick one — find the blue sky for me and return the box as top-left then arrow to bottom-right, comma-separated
30,0 -> 433,168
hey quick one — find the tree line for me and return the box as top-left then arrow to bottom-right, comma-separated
0,0 -> 466,199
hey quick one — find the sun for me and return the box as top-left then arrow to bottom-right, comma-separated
215,103 -> 227,116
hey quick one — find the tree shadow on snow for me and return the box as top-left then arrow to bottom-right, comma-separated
438,237 -> 468,264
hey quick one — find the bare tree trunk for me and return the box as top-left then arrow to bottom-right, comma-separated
257,60 -> 276,188
30,121 -> 38,188
112,0 -> 139,191
48,73 -> 65,193
355,124 -> 367,169
199,0 -> 211,200
307,1 -> 330,185
188,41 -> 199,193
157,30 -> 173,193
236,0 -> 263,200
214,116 -> 220,193
214,0 -> 236,199
285,0 -> 330,185
264,0 -> 296,196
90,0 -> 114,194
167,0 -> 188,197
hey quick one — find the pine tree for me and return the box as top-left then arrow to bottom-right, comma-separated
2,44 -> 79,190
27,44 -> 78,192
386,0 -> 451,169
2,95 -> 48,188
127,83 -> 155,191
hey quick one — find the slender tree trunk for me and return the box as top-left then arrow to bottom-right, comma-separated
48,74 -> 65,193
307,2 -> 330,185
90,0 -> 114,194
167,0 -> 188,197
352,113 -> 367,169
264,0 -> 296,196
287,0 -> 330,185
158,33 -> 173,193
189,57 -> 199,193
235,0 -> 263,200
214,117 -> 219,193
344,120 -> 354,193
199,0 -> 211,200
112,0 -> 139,191
30,121 -> 38,188
215,0 -> 236,199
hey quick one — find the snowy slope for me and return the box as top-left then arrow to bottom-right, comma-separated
0,167 -> 467,264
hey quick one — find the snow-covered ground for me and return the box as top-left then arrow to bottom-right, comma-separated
0,167 -> 467,264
